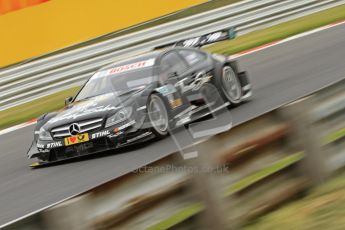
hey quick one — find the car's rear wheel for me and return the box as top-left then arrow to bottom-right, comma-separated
221,66 -> 242,105
147,94 -> 169,138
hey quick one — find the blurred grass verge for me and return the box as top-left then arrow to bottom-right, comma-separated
243,170 -> 345,230
1,4 -> 345,130
226,152 -> 304,196
0,87 -> 79,130
145,152 -> 304,229
203,4 -> 345,54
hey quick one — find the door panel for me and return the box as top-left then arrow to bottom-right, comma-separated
158,51 -> 190,119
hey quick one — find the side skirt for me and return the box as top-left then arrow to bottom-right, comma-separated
175,102 -> 230,127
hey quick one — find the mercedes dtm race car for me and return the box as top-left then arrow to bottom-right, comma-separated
27,45 -> 252,167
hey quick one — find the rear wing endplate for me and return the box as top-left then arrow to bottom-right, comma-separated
155,27 -> 236,49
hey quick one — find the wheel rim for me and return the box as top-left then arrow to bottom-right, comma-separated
222,66 -> 242,103
148,96 -> 168,135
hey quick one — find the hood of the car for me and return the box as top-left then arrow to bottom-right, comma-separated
43,89 -> 145,130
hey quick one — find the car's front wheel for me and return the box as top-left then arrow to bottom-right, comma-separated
147,94 -> 170,138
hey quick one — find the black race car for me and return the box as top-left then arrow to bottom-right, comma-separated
27,46 -> 252,167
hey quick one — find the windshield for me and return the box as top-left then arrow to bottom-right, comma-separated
75,67 -> 155,102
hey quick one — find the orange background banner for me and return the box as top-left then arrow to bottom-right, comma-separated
0,0 -> 49,15
0,0 -> 206,67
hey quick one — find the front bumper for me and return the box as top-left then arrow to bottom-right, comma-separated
28,120 -> 154,162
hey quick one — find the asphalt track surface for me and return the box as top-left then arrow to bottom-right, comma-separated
0,24 -> 345,226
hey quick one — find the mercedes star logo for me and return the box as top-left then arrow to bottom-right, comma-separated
69,123 -> 81,136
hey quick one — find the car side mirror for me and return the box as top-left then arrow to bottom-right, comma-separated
168,72 -> 178,79
65,96 -> 73,106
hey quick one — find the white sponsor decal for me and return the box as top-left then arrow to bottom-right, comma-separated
181,32 -> 223,47
38,149 -> 50,153
175,72 -> 212,93
48,101 -> 119,123
37,144 -> 45,148
91,130 -> 110,139
92,59 -> 155,80
46,142 -> 63,148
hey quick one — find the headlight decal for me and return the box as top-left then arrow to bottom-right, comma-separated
105,107 -> 133,128
38,127 -> 53,141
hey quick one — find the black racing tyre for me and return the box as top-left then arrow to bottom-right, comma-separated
147,94 -> 170,138
215,65 -> 242,106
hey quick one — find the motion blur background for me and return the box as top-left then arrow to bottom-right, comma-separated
0,0 -> 345,229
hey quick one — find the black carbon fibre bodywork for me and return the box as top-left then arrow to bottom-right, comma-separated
28,47 -> 251,164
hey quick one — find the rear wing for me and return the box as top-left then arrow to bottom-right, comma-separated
156,27 -> 236,49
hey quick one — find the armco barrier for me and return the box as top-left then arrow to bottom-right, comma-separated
4,78 -> 345,229
0,0 -> 344,111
